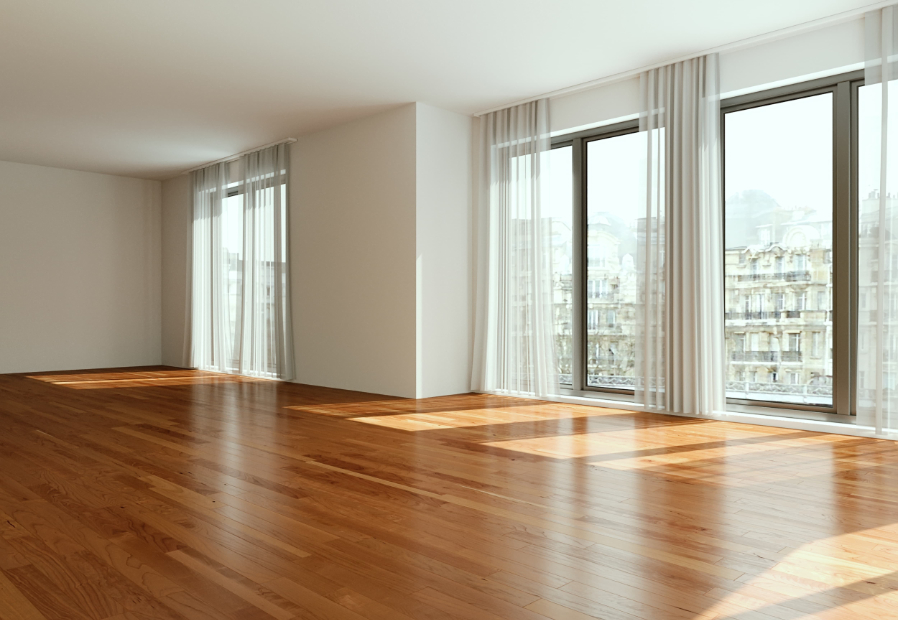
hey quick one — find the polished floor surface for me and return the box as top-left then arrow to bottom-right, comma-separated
1,367 -> 897,619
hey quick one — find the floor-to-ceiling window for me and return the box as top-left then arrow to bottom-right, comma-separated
721,74 -> 860,416
550,122 -> 641,398
584,131 -> 642,392
548,71 -> 865,418
723,93 -> 834,408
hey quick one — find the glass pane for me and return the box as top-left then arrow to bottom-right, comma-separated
585,133 -> 641,390
724,94 -> 833,407
222,190 -> 243,369
544,146 -> 574,385
857,82 -> 898,411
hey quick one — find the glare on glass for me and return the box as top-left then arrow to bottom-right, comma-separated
544,146 -> 573,384
856,82 -> 898,408
584,132 -> 643,390
724,94 -> 833,406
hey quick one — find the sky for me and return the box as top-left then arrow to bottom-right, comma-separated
725,92 -> 832,217
859,81 -> 898,200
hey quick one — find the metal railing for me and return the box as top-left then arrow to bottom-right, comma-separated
560,375 -> 832,399
726,381 -> 832,396
724,310 -> 809,320
730,351 -> 803,362
734,270 -> 813,282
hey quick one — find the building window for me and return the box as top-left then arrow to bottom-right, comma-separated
587,309 -> 599,331
750,333 -> 760,352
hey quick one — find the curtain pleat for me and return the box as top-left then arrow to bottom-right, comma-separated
472,99 -> 558,397
189,143 -> 294,380
637,54 -> 725,415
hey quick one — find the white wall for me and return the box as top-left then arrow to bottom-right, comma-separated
291,104 -> 418,398
0,160 -> 161,373
161,173 -> 189,367
415,103 -> 472,398
550,17 -> 866,135
160,103 -> 474,399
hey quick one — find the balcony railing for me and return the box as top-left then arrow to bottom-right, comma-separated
730,351 -> 802,362
587,375 -> 636,388
559,376 -> 831,400
587,356 -> 631,365
558,374 -> 640,389
725,310 -> 809,320
734,270 -> 813,282
726,381 -> 832,396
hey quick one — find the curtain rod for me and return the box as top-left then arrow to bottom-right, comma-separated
181,138 -> 297,175
475,0 -> 892,117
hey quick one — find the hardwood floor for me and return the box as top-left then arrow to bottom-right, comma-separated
1,367 -> 897,619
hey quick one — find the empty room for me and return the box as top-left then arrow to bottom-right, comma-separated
3,1 -> 898,618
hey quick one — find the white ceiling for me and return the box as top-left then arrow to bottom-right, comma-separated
0,0 -> 879,180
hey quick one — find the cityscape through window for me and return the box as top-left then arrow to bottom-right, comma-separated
584,132 -> 641,390
724,94 -> 833,406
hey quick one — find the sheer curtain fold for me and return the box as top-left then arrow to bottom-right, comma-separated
859,6 -> 898,434
190,162 -> 232,373
637,54 -> 725,415
189,143 -> 295,380
472,99 -> 559,397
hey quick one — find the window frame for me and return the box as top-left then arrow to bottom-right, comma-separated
552,119 -> 639,399
721,70 -> 863,417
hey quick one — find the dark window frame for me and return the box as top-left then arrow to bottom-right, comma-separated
722,71 -> 862,417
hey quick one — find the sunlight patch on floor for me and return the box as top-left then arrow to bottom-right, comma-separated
703,530 -> 898,618
28,370 -> 270,389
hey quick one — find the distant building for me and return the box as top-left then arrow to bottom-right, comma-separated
551,191 -> 840,405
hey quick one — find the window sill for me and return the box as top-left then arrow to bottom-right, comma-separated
536,392 -> 895,440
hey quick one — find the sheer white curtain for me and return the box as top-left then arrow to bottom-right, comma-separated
189,143 -> 294,380
189,162 -> 232,372
637,54 -> 725,415
472,99 -> 559,397
858,6 -> 898,434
